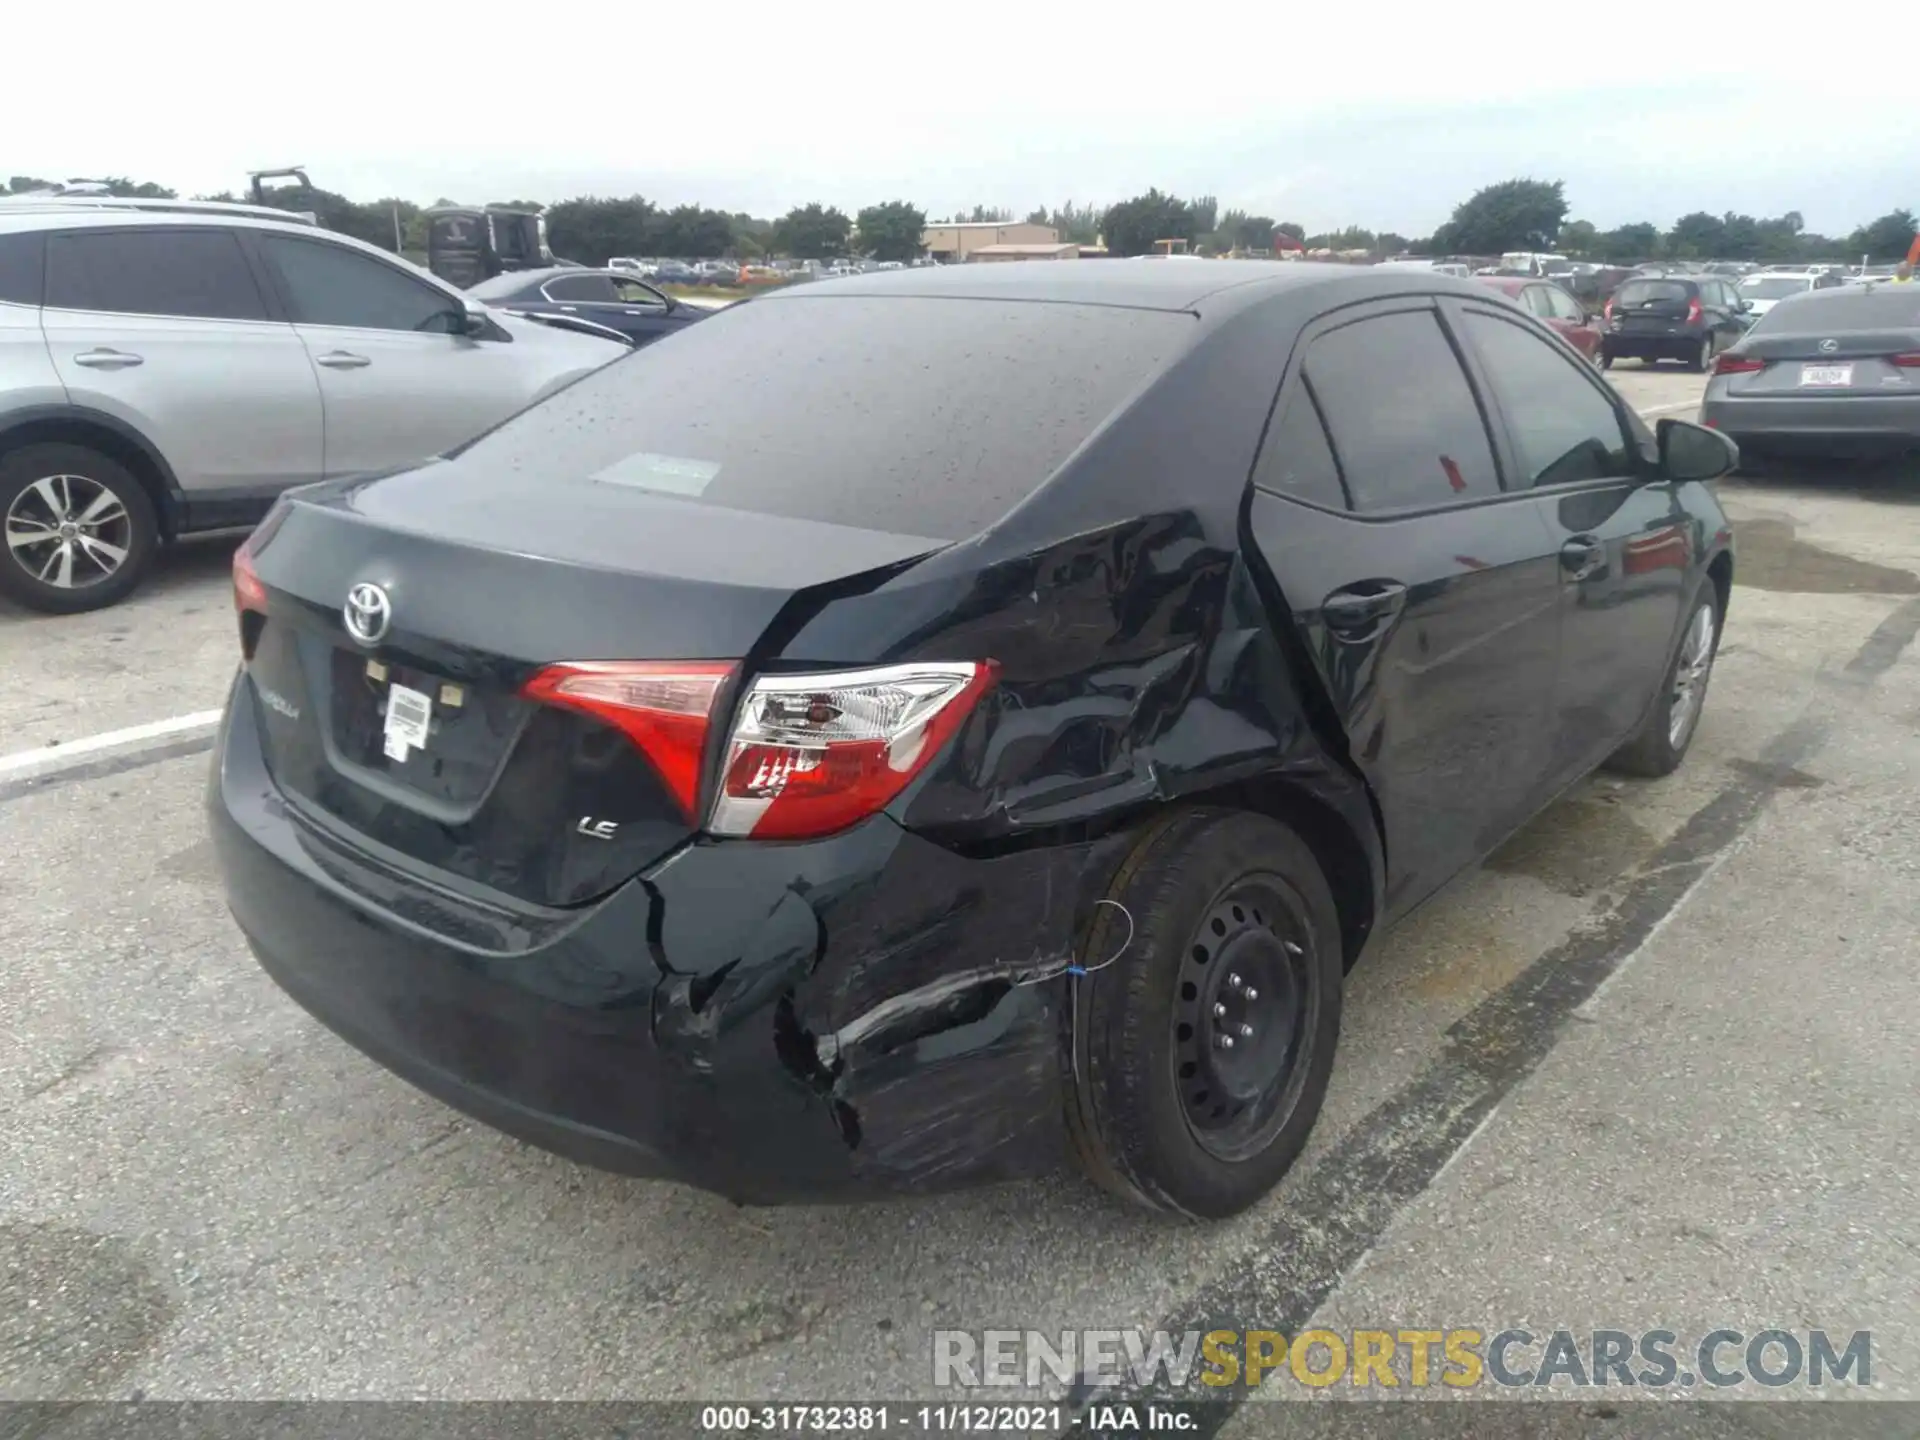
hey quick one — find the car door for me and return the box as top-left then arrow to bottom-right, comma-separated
249,231 -> 542,479
1447,298 -> 1690,785
1244,300 -> 1564,918
39,225 -> 323,512
1541,283 -> 1601,359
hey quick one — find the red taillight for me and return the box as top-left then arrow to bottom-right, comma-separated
1603,299 -> 1614,322
1686,298 -> 1702,324
520,661 -> 734,820
1713,353 -> 1764,375
1891,352 -> 1920,368
712,661 -> 997,840
232,500 -> 290,617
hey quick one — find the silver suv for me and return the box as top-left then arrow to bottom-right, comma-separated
0,199 -> 628,613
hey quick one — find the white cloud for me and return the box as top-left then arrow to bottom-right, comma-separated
7,3 -> 1913,233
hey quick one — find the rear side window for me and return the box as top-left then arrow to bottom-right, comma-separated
441,297 -> 1193,540
1254,382 -> 1347,509
0,231 -> 44,306
259,235 -> 460,333
46,228 -> 266,321
1303,309 -> 1500,512
546,273 -> 617,302
1613,279 -> 1692,308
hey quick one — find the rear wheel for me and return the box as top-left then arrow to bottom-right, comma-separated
1068,809 -> 1344,1219
1685,335 -> 1714,373
1599,351 -> 1615,371
1606,586 -> 1721,778
0,443 -> 159,614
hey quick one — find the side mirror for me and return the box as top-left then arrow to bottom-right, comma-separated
460,298 -> 491,337
1656,417 -> 1738,483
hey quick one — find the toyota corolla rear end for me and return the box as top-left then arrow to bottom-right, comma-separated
207,287 -> 1198,1201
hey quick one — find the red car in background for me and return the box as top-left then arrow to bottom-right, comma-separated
1475,275 -> 1603,362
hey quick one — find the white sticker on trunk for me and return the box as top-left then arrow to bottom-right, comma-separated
384,682 -> 432,762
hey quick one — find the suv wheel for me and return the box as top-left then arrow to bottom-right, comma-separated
1068,809 -> 1344,1219
0,443 -> 159,614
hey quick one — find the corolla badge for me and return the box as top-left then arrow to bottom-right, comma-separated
343,582 -> 392,645
1819,338 -> 1839,353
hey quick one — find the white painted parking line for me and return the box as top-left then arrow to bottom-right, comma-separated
0,709 -> 223,779
1638,400 -> 1702,416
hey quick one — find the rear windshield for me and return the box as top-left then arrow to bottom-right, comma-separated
1749,286 -> 1920,333
1613,280 -> 1692,306
447,296 -> 1194,540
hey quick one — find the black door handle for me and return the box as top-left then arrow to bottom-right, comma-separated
1322,581 -> 1408,634
1561,537 -> 1605,581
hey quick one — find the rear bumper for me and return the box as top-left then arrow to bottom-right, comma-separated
1602,329 -> 1706,361
210,675 -> 1125,1203
1699,393 -> 1920,459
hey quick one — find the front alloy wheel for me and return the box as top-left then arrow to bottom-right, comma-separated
1606,587 -> 1721,778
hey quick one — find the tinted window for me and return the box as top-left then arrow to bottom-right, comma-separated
439,297 -> 1192,540
1614,279 -> 1692,308
46,228 -> 265,320
1254,381 -> 1346,509
1304,309 -> 1499,511
612,277 -> 666,306
260,236 -> 459,332
1461,311 -> 1631,489
546,273 -> 617,302
0,231 -> 43,306
1751,286 -> 1920,333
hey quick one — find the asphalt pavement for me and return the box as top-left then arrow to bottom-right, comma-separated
2,364 -> 1916,1431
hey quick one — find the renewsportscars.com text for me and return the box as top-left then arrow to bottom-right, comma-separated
932,1327 -> 1873,1391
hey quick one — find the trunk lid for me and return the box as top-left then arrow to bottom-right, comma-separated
242,467 -> 946,907
1720,326 -> 1920,398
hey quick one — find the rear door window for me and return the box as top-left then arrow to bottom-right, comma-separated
440,296 -> 1194,540
1253,381 -> 1347,509
1303,309 -> 1500,512
46,228 -> 266,321
545,273 -> 618,303
0,231 -> 43,306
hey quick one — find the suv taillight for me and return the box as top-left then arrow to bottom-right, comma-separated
1603,298 -> 1614,322
1686,297 -> 1703,324
519,659 -> 998,838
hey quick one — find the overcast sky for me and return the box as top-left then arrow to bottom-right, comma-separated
9,8 -> 1911,237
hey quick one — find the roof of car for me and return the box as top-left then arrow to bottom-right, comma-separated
0,206 -> 328,239
1475,276 -> 1538,296
754,258 -> 1462,314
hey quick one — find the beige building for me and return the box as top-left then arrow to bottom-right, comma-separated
967,242 -> 1080,263
923,221 -> 1060,263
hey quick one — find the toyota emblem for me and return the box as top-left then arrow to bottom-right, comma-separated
343,582 -> 392,645
1819,338 -> 1839,353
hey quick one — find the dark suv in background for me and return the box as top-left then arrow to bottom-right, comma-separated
1602,276 -> 1750,372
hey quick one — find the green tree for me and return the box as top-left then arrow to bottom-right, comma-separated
730,213 -> 775,260
1101,189 -> 1202,257
773,202 -> 852,259
1596,221 -> 1661,262
1276,222 -> 1306,242
7,176 -> 57,193
1188,194 -> 1219,236
855,200 -> 927,263
1560,219 -> 1598,255
1035,201 -> 1101,245
1847,208 -> 1918,261
1431,178 -> 1568,255
1665,210 -> 1726,259
1213,210 -> 1277,253
546,196 -> 656,264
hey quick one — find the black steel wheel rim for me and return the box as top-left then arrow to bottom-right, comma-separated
1169,875 -> 1318,1163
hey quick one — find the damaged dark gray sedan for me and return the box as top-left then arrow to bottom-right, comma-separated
210,261 -> 1737,1218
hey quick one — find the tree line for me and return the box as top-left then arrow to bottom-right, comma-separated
9,173 -> 1916,265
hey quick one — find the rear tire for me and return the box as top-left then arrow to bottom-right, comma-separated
0,443 -> 159,614
1606,585 -> 1721,778
1600,351 -> 1615,371
1685,335 -> 1713,373
1068,809 -> 1344,1219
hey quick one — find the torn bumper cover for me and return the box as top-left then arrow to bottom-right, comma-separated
209,695 -> 1127,1203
